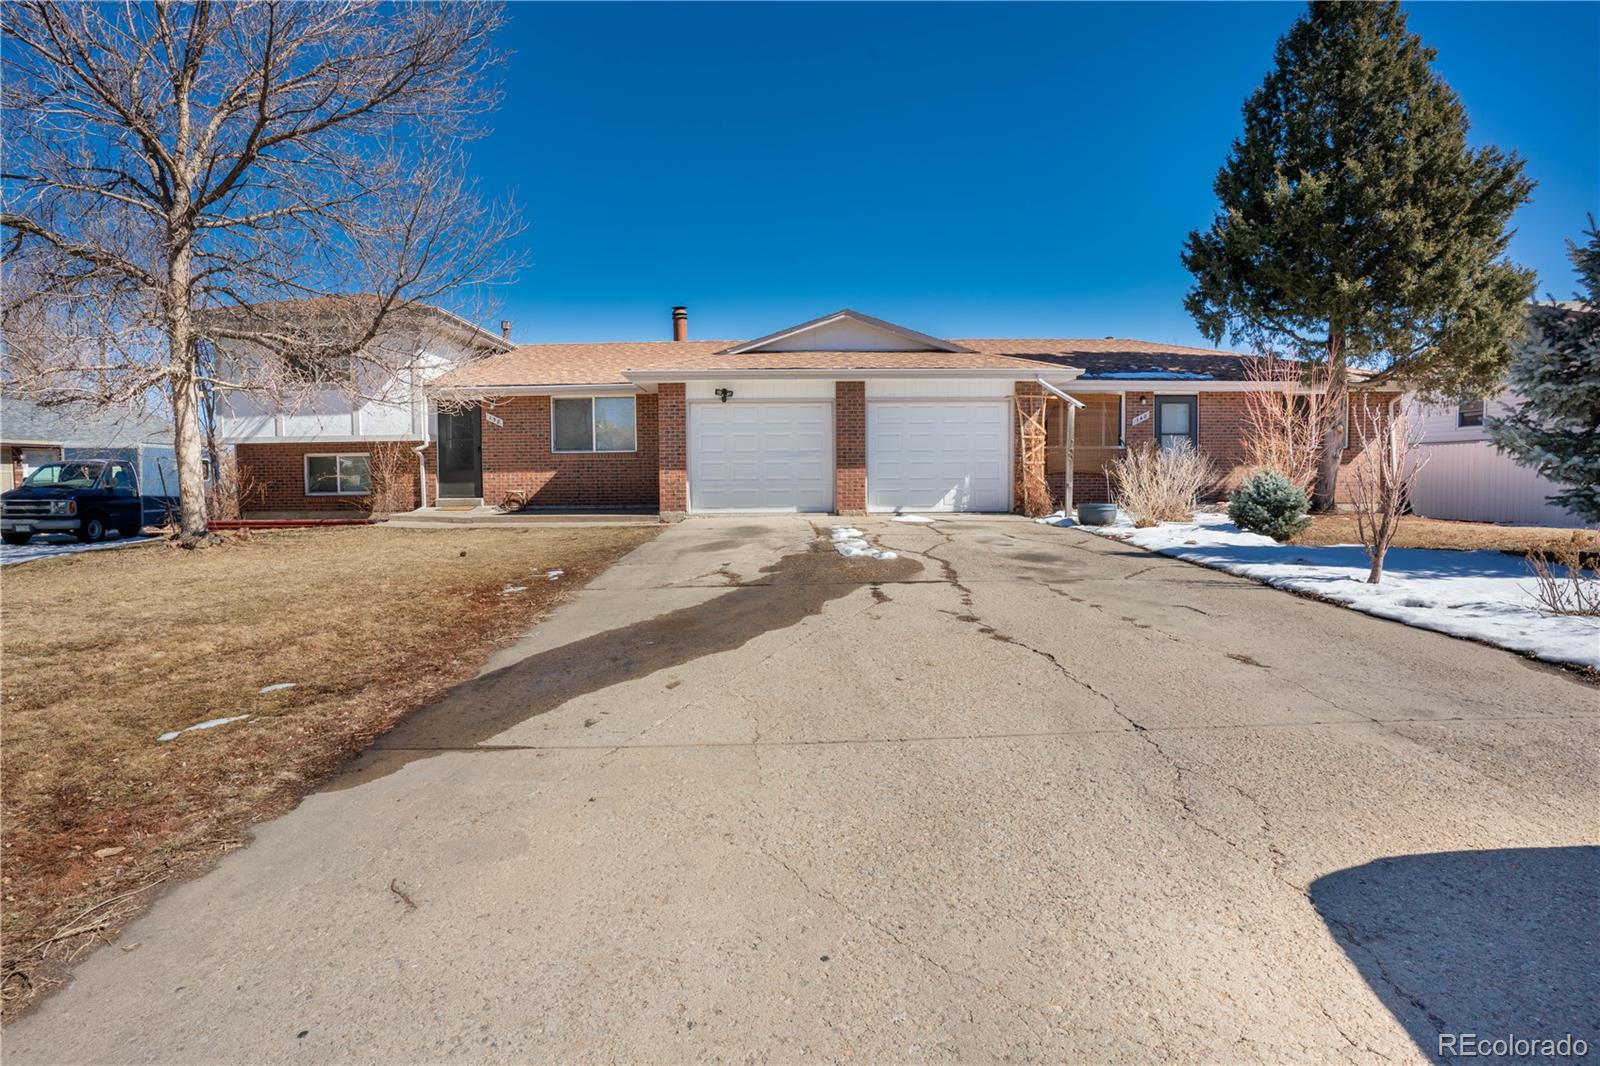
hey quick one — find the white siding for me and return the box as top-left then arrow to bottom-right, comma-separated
217,346 -> 461,443
759,318 -> 929,351
357,398 -> 416,436
685,379 -> 835,401
865,378 -> 1015,399
1409,440 -> 1587,528
1410,389 -> 1519,444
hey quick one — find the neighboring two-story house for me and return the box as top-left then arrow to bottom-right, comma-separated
1407,390 -> 1587,528
217,300 -> 513,513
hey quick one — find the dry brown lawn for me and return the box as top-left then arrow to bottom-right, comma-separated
1292,514 -> 1598,554
0,524 -> 658,1017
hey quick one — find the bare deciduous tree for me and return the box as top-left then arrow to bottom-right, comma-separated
1240,354 -> 1336,492
1,1 -> 521,543
1348,401 -> 1429,584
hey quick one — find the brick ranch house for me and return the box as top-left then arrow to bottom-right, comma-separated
225,306 -> 1395,518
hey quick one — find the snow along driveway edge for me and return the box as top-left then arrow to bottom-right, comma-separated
1040,511 -> 1599,670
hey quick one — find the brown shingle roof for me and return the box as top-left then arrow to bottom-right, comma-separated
434,337 -> 1252,389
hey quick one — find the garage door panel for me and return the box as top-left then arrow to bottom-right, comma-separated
867,402 -> 1009,512
689,403 -> 834,513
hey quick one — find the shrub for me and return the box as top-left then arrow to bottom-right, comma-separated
1228,469 -> 1312,541
1109,441 -> 1215,527
1526,537 -> 1600,617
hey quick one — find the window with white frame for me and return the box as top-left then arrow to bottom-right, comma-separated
552,396 -> 636,452
1457,398 -> 1485,428
304,452 -> 371,495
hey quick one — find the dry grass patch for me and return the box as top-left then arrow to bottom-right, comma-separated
0,524 -> 658,1017
1291,514 -> 1598,555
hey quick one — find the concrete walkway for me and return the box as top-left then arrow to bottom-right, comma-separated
8,515 -> 1596,1063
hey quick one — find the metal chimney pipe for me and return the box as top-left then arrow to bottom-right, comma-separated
672,306 -> 687,342
500,320 -> 512,341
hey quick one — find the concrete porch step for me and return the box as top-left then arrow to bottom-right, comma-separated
433,497 -> 484,511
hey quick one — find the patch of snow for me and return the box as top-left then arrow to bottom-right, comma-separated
258,682 -> 297,693
545,569 -> 564,581
156,714 -> 250,743
892,515 -> 936,524
1086,371 -> 1216,380
0,532 -> 156,567
1046,510 -> 1599,669
829,526 -> 898,561
501,585 -> 528,595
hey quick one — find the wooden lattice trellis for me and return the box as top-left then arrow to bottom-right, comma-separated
1014,394 -> 1053,517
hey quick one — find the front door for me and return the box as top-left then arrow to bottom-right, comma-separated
1156,396 -> 1198,452
436,406 -> 482,498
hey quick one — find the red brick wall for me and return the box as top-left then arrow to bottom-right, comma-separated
1335,392 -> 1404,505
835,381 -> 866,513
657,384 -> 687,514
1068,388 -> 1404,505
479,395 -> 659,509
237,440 -> 430,513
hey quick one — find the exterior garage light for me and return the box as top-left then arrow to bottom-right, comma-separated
714,388 -> 734,403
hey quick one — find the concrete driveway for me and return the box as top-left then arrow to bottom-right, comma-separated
9,515 -> 1596,1064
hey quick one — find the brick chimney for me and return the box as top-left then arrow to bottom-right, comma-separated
672,306 -> 688,342
501,320 -> 512,341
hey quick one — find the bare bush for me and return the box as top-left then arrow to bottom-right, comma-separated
354,444 -> 421,517
1241,354 -> 1333,491
1526,539 -> 1600,617
204,451 -> 260,522
1109,441 -> 1216,527
1349,404 -> 1429,583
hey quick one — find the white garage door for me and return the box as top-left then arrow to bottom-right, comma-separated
689,402 -> 834,512
868,402 -> 1010,512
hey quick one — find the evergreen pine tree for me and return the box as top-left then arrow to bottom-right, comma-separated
1183,1 -> 1535,509
1488,223 -> 1600,524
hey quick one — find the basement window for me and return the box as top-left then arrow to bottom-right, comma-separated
553,396 -> 636,453
305,453 -> 371,496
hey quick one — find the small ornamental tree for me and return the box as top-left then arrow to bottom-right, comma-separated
1488,222 -> 1600,525
1229,470 -> 1312,541
1183,1 -> 1535,511
1349,405 -> 1429,584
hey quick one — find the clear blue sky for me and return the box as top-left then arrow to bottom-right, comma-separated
473,2 -> 1600,347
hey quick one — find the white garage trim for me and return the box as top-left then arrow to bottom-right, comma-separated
865,378 -> 1015,399
688,401 -> 835,513
867,401 -> 1012,513
686,379 -> 835,401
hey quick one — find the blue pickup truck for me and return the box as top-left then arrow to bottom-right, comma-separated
0,459 -> 147,545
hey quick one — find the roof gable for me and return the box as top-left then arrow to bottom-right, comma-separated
721,310 -> 973,355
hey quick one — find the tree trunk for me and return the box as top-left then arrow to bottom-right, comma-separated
164,235 -> 209,543
170,368 -> 209,541
1313,330 -> 1348,512
1367,549 -> 1384,584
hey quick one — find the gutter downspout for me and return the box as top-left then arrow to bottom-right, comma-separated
1035,377 -> 1085,408
412,363 -> 430,510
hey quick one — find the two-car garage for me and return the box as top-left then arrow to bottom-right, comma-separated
685,386 -> 1011,514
